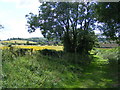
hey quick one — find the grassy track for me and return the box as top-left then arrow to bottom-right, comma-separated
81,55 -> 117,88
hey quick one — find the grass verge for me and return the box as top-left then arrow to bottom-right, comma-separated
2,48 -> 119,88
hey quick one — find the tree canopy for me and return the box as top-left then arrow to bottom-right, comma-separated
26,2 -> 96,38
95,2 -> 120,43
26,2 -> 97,53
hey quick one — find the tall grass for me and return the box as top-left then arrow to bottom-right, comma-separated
1,47 -> 119,88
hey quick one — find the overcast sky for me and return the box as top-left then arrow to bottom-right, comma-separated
0,0 -> 43,40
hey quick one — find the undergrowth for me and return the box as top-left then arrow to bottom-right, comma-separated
1,47 -> 119,88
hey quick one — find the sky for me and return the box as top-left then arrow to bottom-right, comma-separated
0,0 -> 43,40
0,0 -> 101,40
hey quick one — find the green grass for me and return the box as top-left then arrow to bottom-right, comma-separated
1,48 -> 119,88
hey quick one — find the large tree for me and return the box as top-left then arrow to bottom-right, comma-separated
95,2 -> 120,44
26,2 -> 97,53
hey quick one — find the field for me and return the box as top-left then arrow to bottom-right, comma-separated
0,45 -> 119,88
0,45 -> 63,51
0,40 -> 37,44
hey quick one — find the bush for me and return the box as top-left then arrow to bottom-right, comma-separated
63,53 -> 93,65
39,49 -> 64,58
2,49 -> 15,62
39,49 -> 93,65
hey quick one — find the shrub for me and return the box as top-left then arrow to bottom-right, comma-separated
39,49 -> 64,58
39,49 -> 93,65
63,53 -> 93,65
2,49 -> 15,62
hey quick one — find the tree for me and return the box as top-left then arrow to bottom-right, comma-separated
95,2 -> 120,44
26,2 -> 97,54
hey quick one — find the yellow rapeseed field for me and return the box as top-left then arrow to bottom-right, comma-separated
0,45 -> 63,51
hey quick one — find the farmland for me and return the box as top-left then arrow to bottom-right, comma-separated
0,40 -> 37,45
0,40 -> 36,44
0,45 -> 63,51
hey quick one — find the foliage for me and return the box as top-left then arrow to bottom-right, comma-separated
2,48 -> 119,88
62,52 -> 93,65
95,2 -> 120,43
26,2 -> 97,53
2,49 -> 15,62
39,49 -> 63,58
39,49 -> 93,65
96,47 -> 119,87
96,47 -> 119,65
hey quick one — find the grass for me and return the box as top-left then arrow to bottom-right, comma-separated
1,47 -> 119,88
